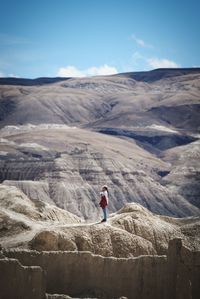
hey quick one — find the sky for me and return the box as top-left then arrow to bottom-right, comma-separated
0,0 -> 199,78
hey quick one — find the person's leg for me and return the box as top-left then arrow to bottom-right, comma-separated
102,207 -> 107,221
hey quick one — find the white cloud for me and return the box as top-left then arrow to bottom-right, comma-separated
86,65 -> 118,76
147,58 -> 179,69
131,35 -> 153,49
130,53 -> 180,71
57,64 -> 118,77
57,66 -> 85,77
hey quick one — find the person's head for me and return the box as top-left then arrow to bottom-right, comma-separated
102,185 -> 108,192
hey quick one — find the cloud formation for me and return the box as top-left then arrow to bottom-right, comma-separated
58,66 -> 84,77
131,52 -> 180,70
147,58 -> 179,68
57,64 -> 118,77
131,35 -> 153,49
130,36 -> 179,70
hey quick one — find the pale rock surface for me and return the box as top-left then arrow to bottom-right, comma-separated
30,225 -> 156,257
0,182 -> 199,257
29,204 -> 200,257
3,239 -> 200,299
0,184 -> 81,248
0,257 -> 45,299
30,203 -> 200,257
0,126 -> 199,220
161,139 -> 200,208
47,295 -> 126,299
47,295 -> 99,299
0,69 -> 200,299
0,69 -> 200,220
0,184 -> 199,258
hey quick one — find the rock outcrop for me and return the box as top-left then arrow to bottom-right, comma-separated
1,184 -> 199,258
0,184 -> 81,248
0,125 -> 199,220
2,239 -> 200,299
0,257 -> 45,299
29,203 -> 200,257
161,139 -> 200,209
29,224 -> 156,257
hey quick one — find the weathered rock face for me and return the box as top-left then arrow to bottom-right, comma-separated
1,67 -> 199,299
29,225 -> 156,257
0,181 -> 199,258
0,184 -> 81,248
29,203 -> 200,257
110,204 -> 181,255
46,295 -> 84,299
3,239 -> 200,299
0,257 -> 46,299
0,69 -> 200,219
0,125 -> 199,220
0,180 -> 199,257
4,250 -> 167,299
161,139 -> 200,209
46,295 -> 72,299
166,239 -> 200,299
0,184 -> 81,224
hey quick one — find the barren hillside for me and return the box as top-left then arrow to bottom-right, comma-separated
0,125 -> 199,219
0,68 -> 200,219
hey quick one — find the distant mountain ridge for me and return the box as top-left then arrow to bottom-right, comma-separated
0,77 -> 70,86
1,67 -> 200,86
0,68 -> 200,218
116,67 -> 200,82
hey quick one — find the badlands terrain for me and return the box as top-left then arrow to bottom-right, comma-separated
0,68 -> 200,220
0,68 -> 200,298
0,183 -> 199,256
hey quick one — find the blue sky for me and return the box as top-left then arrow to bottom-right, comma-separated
0,0 -> 199,78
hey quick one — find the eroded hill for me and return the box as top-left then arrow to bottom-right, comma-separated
0,184 -> 199,258
0,125 -> 199,219
0,68 -> 200,218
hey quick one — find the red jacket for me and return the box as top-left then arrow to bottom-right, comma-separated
99,194 -> 108,208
